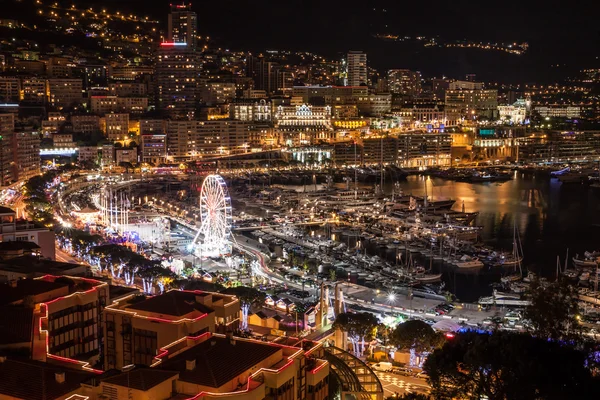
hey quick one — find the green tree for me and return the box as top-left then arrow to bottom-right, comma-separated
222,286 -> 266,330
332,312 -> 379,356
524,278 -> 581,340
390,320 -> 444,353
424,331 -> 600,400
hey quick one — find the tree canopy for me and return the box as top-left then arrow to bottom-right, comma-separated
221,286 -> 266,305
333,312 -> 379,340
524,278 -> 581,340
390,320 -> 444,353
423,331 -> 600,400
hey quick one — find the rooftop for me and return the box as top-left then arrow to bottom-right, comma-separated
0,256 -> 89,277
102,368 -> 178,391
0,279 -> 68,306
108,284 -> 139,302
161,335 -> 281,388
126,290 -> 215,317
0,359 -> 94,400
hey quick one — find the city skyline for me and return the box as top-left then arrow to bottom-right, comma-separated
1,1 -> 600,399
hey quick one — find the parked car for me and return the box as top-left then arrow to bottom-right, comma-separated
415,371 -> 430,380
392,367 -> 413,376
371,362 -> 393,372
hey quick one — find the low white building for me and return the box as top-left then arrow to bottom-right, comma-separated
498,99 -> 527,124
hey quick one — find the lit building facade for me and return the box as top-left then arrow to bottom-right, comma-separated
533,105 -> 581,119
90,96 -> 148,115
445,88 -> 498,119
21,77 -> 47,102
498,99 -> 527,124
166,120 -> 253,160
141,134 -> 167,164
14,129 -> 41,182
0,76 -> 21,102
230,99 -> 273,122
199,82 -> 236,105
275,104 -> 333,146
362,132 -> 452,167
101,113 -> 129,142
0,206 -> 56,259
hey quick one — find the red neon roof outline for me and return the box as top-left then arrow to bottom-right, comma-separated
182,335 -> 312,400
145,330 -> 313,400
105,289 -> 237,325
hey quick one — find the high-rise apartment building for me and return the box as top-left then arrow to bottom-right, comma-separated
14,129 -> 41,182
346,51 -> 367,87
0,118 -> 38,185
388,69 -> 422,97
246,55 -> 276,93
0,114 -> 15,186
155,43 -> 201,118
168,3 -> 198,49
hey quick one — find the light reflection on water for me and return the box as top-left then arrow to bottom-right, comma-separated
390,174 -> 600,273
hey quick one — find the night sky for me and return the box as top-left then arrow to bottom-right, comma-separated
24,0 -> 600,82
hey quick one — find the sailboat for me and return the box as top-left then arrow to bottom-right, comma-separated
499,223 -> 524,284
414,241 -> 442,283
493,223 -> 524,268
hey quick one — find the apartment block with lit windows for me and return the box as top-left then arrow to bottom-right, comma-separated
101,113 -> 129,142
166,120 -> 253,160
141,134 -> 167,164
0,275 -> 108,367
90,96 -> 148,115
102,290 -> 240,370
155,44 -> 201,118
0,76 -> 21,102
47,78 -> 83,109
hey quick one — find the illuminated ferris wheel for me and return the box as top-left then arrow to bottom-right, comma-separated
193,174 -> 232,256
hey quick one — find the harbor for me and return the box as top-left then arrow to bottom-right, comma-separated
230,169 -> 600,326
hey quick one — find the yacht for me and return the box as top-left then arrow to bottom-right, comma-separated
454,255 -> 484,269
572,252 -> 600,267
414,273 -> 443,283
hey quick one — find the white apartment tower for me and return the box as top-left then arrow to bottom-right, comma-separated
347,51 -> 367,87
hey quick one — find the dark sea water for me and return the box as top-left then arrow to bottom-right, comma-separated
373,174 -> 600,301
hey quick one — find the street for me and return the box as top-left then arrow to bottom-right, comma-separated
55,246 -> 83,264
374,371 -> 430,396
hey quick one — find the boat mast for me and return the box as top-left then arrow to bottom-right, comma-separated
380,137 -> 384,192
514,223 -> 523,278
354,140 -> 358,200
424,177 -> 428,212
